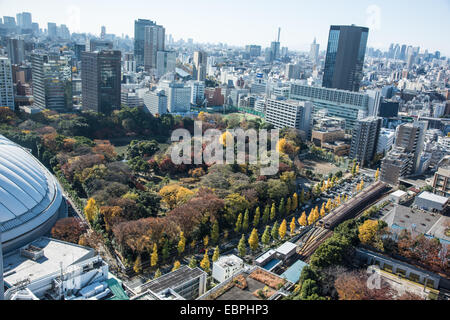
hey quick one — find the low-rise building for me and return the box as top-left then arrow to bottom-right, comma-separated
414,191 -> 448,212
433,163 -> 450,198
212,255 -> 244,283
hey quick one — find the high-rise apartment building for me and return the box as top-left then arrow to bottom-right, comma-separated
245,45 -> 262,57
81,50 -> 121,114
322,25 -> 369,92
31,52 -> 72,111
190,81 -> 205,106
394,121 -> 427,174
134,19 -> 156,67
0,57 -> 15,110
349,117 -> 382,167
144,25 -> 165,72
193,51 -> 207,81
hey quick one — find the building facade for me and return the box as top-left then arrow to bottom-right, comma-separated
322,25 -> 369,92
193,51 -> 207,81
349,117 -> 381,167
81,50 -> 121,114
0,57 -> 14,110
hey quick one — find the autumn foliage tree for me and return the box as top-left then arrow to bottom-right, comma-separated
335,270 -> 394,300
51,217 -> 87,244
248,228 -> 259,251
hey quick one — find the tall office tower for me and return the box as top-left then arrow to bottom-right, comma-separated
16,12 -> 32,29
0,57 -> 15,110
190,81 -> 205,106
245,45 -> 262,57
156,51 -> 176,78
265,97 -> 313,140
81,50 -> 121,114
124,53 -> 136,73
322,25 -> 369,92
309,38 -> 320,65
349,117 -> 382,167
134,19 -> 157,67
270,41 -> 280,62
32,22 -> 39,35
144,25 -> 165,71
74,43 -> 86,61
6,38 -> 25,65
88,39 -> 113,52
193,51 -> 207,81
31,52 -> 73,111
101,26 -> 106,39
394,121 -> 427,174
47,22 -> 57,39
59,24 -> 70,40
3,16 -> 16,28
286,64 -> 301,80
399,45 -> 407,61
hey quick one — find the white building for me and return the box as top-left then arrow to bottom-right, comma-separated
266,97 -> 313,140
0,56 -> 15,110
190,81 -> 205,106
389,190 -> 408,204
414,191 -> 448,212
377,128 -> 395,154
158,80 -> 191,113
212,255 -> 244,283
143,89 -> 167,116
2,237 -> 111,300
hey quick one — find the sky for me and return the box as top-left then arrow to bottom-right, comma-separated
1,0 -> 450,55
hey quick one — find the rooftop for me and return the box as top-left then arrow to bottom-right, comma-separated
276,241 -> 297,256
214,254 -> 243,268
138,266 -> 205,294
382,205 -> 441,236
3,237 -> 94,286
416,191 -> 449,205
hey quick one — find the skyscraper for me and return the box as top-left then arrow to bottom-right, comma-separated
0,57 -> 15,110
309,38 -> 320,65
322,25 -> 369,92
81,50 -> 121,114
193,51 -> 207,81
134,19 -> 156,67
156,51 -> 176,78
16,12 -> 32,29
6,38 -> 25,65
31,52 -> 72,111
349,117 -> 382,167
47,22 -> 57,39
144,24 -> 165,72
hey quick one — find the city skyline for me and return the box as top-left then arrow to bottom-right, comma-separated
1,0 -> 450,55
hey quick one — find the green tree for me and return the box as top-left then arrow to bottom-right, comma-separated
279,198 -> 286,217
261,226 -> 271,246
262,205 -> 270,225
271,222 -> 279,240
188,256 -> 197,268
286,197 -> 292,215
242,209 -> 250,232
211,220 -> 220,244
212,246 -> 220,262
300,189 -> 305,204
248,228 -> 259,251
270,203 -> 276,221
238,234 -> 246,257
253,207 -> 261,228
162,239 -> 170,263
235,212 -> 243,233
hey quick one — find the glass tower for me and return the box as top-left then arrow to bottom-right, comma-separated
322,25 -> 369,92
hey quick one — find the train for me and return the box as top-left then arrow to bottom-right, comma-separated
317,181 -> 389,230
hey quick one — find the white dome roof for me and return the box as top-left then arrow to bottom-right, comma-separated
0,135 -> 64,251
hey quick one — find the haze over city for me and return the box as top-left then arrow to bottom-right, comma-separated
1,0 -> 450,54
